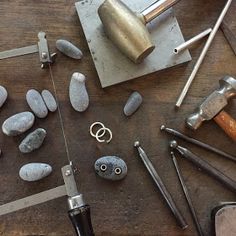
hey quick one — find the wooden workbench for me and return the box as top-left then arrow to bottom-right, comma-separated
0,0 -> 235,235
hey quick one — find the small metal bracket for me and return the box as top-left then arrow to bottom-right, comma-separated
61,164 -> 79,197
38,31 -> 57,69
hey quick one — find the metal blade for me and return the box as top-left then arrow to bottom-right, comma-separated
0,45 -> 38,60
0,185 -> 66,216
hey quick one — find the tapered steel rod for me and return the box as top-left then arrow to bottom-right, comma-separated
134,141 -> 188,229
171,152 -> 204,236
175,0 -> 233,107
160,125 -> 236,162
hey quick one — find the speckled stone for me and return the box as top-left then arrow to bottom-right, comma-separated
56,39 -> 83,59
2,112 -> 35,136
124,91 -> 143,116
19,163 -> 52,182
26,89 -> 48,118
19,128 -> 47,153
94,156 -> 127,181
41,90 -> 57,112
69,72 -> 89,112
0,86 -> 7,108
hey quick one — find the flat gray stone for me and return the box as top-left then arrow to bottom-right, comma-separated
69,72 -> 89,112
26,89 -> 48,118
19,163 -> 52,182
19,128 -> 47,153
0,86 -> 7,108
94,156 -> 127,181
41,90 -> 57,112
2,111 -> 35,136
124,91 -> 143,116
56,39 -> 83,59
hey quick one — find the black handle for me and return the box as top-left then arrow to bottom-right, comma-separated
68,205 -> 95,236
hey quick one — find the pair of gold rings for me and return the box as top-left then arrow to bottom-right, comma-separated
89,122 -> 112,143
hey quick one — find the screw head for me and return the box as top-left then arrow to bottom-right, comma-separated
65,169 -> 72,176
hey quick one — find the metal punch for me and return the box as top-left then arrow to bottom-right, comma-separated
171,152 -> 204,236
170,140 -> 236,193
160,125 -> 236,162
134,141 -> 188,229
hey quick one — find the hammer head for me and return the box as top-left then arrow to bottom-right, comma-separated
98,0 -> 155,63
186,76 -> 236,130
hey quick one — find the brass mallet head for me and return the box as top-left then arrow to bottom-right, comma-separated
98,0 -> 180,63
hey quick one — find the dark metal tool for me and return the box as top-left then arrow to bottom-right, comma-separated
212,203 -> 236,236
0,33 -> 94,236
0,31 -> 56,68
170,140 -> 236,193
186,76 -> 236,142
160,125 -> 236,162
171,152 -> 204,236
134,141 -> 188,229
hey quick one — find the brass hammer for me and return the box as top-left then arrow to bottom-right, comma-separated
186,76 -> 236,141
98,0 -> 180,63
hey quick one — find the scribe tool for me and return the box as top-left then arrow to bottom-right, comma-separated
134,141 -> 188,229
0,31 -> 56,68
0,32 -> 94,236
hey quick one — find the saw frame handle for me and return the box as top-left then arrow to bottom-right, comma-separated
68,204 -> 94,236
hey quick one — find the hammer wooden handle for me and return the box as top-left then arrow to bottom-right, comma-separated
214,110 -> 236,142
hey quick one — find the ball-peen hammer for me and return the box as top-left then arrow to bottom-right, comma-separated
186,76 -> 236,142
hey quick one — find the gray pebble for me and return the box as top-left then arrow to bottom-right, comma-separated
94,156 -> 127,181
41,90 -> 57,112
0,86 -> 7,108
124,91 -> 143,116
69,72 -> 89,112
26,89 -> 48,118
2,112 -> 35,136
56,39 -> 83,59
19,128 -> 47,153
19,163 -> 52,182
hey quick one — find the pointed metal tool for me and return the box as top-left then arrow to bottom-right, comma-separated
0,31 -> 57,68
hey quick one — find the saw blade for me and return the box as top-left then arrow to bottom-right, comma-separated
0,185 -> 66,216
0,44 -> 38,60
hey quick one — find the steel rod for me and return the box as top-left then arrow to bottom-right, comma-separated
160,125 -> 236,162
171,152 -> 204,236
174,28 -> 212,54
134,141 -> 188,229
175,0 -> 233,107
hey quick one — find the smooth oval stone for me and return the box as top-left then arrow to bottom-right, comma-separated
94,156 -> 127,181
41,90 -> 57,112
19,163 -> 52,182
0,86 -> 7,108
19,128 -> 47,153
56,39 -> 83,59
26,89 -> 48,118
69,72 -> 89,112
124,91 -> 143,116
2,112 -> 35,136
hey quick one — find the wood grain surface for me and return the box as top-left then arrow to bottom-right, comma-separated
0,0 -> 235,235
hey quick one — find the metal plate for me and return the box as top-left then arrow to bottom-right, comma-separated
75,0 -> 191,88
